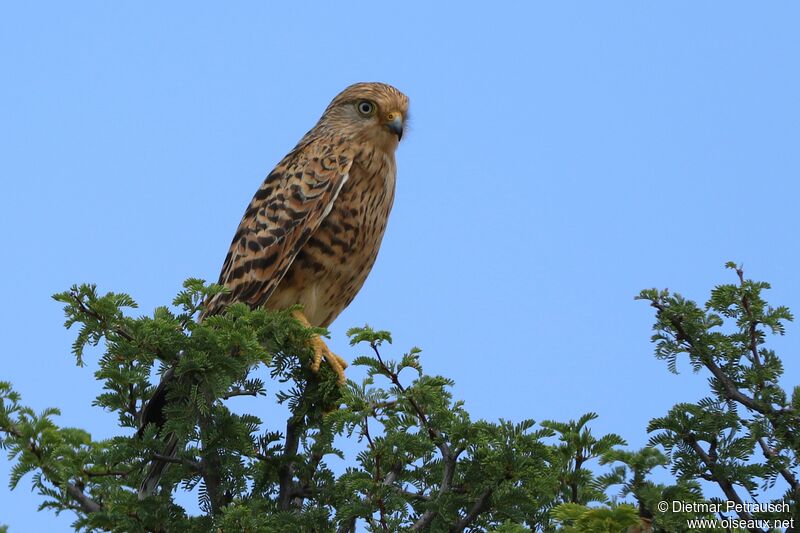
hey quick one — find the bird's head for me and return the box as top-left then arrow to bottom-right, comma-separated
319,82 -> 409,152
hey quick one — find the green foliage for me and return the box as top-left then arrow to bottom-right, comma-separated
331,325 -> 560,530
598,447 -> 712,532
550,502 -> 639,533
1,264 -> 797,531
541,412 -> 626,506
638,264 -> 800,528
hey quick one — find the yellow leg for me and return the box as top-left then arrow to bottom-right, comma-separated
292,309 -> 348,385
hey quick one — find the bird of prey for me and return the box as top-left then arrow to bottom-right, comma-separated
138,82 -> 408,497
203,81 -> 408,381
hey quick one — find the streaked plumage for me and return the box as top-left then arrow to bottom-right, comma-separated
205,82 -> 408,380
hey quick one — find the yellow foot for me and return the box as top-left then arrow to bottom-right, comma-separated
292,310 -> 348,385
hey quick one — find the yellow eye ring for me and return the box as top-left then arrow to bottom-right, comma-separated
357,100 -> 376,116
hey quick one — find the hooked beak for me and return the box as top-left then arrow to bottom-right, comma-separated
386,113 -> 404,141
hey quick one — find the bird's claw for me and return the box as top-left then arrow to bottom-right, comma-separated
293,309 -> 348,385
309,335 -> 348,385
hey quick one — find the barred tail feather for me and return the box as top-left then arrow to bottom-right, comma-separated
138,433 -> 178,499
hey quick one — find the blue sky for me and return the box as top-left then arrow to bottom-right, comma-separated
2,2 -> 799,530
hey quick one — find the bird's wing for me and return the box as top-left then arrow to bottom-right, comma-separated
206,138 -> 354,314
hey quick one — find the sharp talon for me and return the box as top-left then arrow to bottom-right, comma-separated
293,309 -> 348,385
325,348 -> 347,386
310,335 -> 347,385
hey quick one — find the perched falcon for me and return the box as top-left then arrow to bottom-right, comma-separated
205,81 -> 408,382
138,82 -> 407,497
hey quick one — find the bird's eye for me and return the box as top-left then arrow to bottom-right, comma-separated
357,100 -> 376,116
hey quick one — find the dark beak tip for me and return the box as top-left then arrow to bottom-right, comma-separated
389,123 -> 404,141
387,115 -> 404,141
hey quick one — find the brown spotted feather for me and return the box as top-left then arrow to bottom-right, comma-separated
205,141 -> 354,315
205,82 -> 408,328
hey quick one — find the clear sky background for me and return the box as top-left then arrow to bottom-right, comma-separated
2,2 -> 799,530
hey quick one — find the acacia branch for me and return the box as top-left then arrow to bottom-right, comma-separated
65,484 -> 102,514
277,414 -> 301,510
401,489 -> 430,501
756,437 -> 799,494
1,424 -> 104,514
336,517 -> 357,533
151,453 -> 203,473
196,387 -> 226,514
735,268 -> 764,373
294,446 -> 325,506
83,465 -> 140,479
449,486 -> 494,533
221,388 -> 259,400
70,289 -> 174,366
369,343 -> 466,532
651,296 -> 800,467
652,300 -> 777,416
276,369 -> 330,511
70,289 -> 136,343
363,414 -> 389,531
371,343 -> 449,455
410,452 -> 461,531
684,434 -> 763,532
127,382 -> 138,420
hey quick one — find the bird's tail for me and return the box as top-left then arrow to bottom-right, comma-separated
137,366 -> 178,499
138,433 -> 178,499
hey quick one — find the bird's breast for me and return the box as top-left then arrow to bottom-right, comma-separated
269,149 -> 397,326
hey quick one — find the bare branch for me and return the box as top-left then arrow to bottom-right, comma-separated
65,483 -> 102,514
